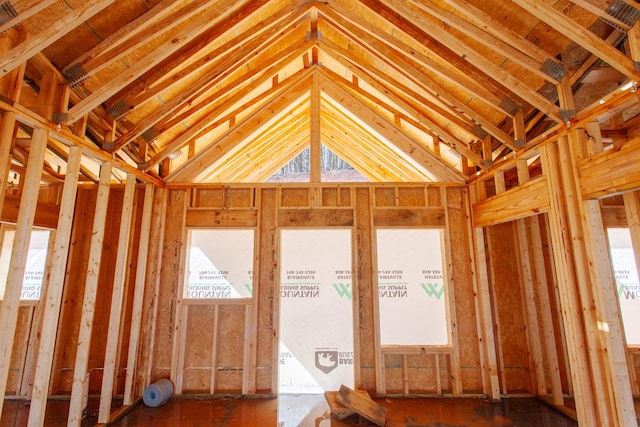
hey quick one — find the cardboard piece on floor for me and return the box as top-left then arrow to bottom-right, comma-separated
335,385 -> 387,426
325,390 -> 370,420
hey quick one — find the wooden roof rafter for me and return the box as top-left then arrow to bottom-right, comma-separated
60,0 -> 205,85
318,72 -> 465,182
319,66 -> 484,167
64,0 -> 270,124
144,49 -> 314,172
166,67 -> 315,182
205,103 -> 311,182
512,0 -> 640,81
193,93 -> 312,182
318,38 -> 513,156
109,0 -> 310,117
321,100 -> 435,181
317,3 -> 511,118
110,14 -> 311,158
361,0 -> 563,122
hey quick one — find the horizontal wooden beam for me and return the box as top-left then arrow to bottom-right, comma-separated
578,137 -> 640,199
472,177 -> 550,227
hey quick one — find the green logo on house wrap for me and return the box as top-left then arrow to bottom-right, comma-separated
421,282 -> 444,300
333,283 -> 352,299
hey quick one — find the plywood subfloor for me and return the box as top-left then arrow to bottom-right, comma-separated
0,395 -> 598,426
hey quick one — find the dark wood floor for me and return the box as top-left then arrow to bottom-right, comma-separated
0,394 -> 601,426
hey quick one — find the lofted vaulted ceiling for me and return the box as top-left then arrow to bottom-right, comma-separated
2,0 -> 640,184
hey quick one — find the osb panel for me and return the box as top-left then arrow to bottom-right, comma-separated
280,188 -> 309,207
539,214 -> 572,394
383,354 -> 403,393
51,187 -> 130,393
89,188 -> 127,393
7,306 -> 32,395
227,188 -> 254,208
216,370 -> 243,392
446,187 -> 482,393
398,187 -> 426,207
407,353 -> 437,393
374,187 -> 395,207
153,190 -> 187,371
338,188 -> 351,207
182,369 -> 211,394
322,188 -> 338,207
427,187 -> 442,207
194,188 -> 225,208
52,188 -> 95,393
487,223 -> 532,394
216,305 -> 246,369
115,188 -> 146,394
184,306 -> 215,369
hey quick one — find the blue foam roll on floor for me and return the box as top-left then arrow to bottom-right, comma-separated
143,378 -> 174,407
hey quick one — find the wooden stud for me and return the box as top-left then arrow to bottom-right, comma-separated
623,190 -> 640,396
514,219 -> 547,396
210,304 -> 219,394
98,174 -> 137,423
27,146 -> 81,426
310,73 -> 321,183
20,231 -> 56,398
0,111 -> 17,222
528,215 -> 565,406
539,143 -> 598,426
442,188 -> 462,395
484,229 -> 508,395
139,188 -> 168,393
472,228 -> 501,400
0,127 -> 47,416
67,161 -> 112,425
123,183 -> 155,405
169,192 -> 189,393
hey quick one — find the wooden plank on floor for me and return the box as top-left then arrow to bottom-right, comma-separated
325,390 -> 371,420
336,384 -> 387,426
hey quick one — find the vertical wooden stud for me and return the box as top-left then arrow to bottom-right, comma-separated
27,146 -> 81,426
98,174 -> 136,423
527,216 -> 565,406
67,161 -> 112,425
310,73 -> 321,183
514,220 -> 547,396
472,228 -> 501,400
539,143 -> 598,425
0,127 -> 47,416
123,183 -> 155,405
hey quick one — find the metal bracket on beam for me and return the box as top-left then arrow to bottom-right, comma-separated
481,159 -> 493,168
108,100 -> 132,120
102,141 -> 115,151
471,124 -> 488,139
514,138 -> 526,149
605,0 -> 640,27
498,97 -> 520,116
137,162 -> 149,170
51,112 -> 68,125
0,1 -> 18,28
559,109 -> 576,122
540,58 -> 567,82
140,126 -> 160,143
63,63 -> 90,87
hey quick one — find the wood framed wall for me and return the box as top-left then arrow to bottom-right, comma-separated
142,183 -> 486,397
471,122 -> 640,425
